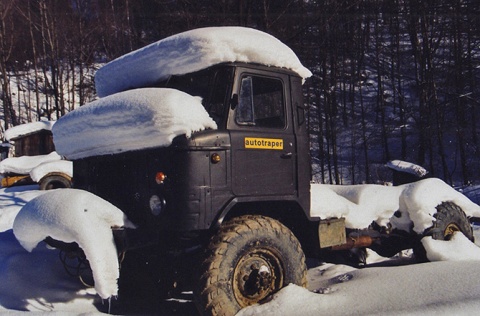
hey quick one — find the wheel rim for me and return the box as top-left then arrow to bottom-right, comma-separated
233,248 -> 284,307
444,223 -> 460,240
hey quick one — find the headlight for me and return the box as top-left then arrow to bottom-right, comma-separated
149,195 -> 166,216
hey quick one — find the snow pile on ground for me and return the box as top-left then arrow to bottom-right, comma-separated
29,160 -> 73,183
95,27 -> 312,97
239,253 -> 480,316
4,120 -> 55,141
12,189 -> 136,299
311,178 -> 480,233
422,232 -> 480,261
0,230 -> 101,313
0,185 -> 45,232
52,88 -> 217,159
0,151 -> 62,175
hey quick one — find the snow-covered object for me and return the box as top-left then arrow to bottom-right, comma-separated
95,27 -> 312,97
29,160 -> 73,183
0,151 -> 62,175
12,189 -> 136,299
386,160 -> 428,177
4,121 -> 55,141
52,88 -> 217,160
310,178 -> 480,233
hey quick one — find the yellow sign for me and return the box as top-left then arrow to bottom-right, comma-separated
244,137 -> 283,150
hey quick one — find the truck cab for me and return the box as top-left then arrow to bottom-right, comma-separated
74,62 -> 311,245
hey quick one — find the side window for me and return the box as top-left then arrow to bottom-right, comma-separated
236,75 -> 285,129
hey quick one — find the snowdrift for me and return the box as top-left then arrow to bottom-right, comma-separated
52,88 -> 217,159
95,26 -> 312,97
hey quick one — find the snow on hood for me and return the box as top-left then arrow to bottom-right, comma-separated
29,160 -> 73,183
12,189 -> 136,299
52,88 -> 217,160
0,151 -> 62,175
95,26 -> 312,97
311,178 -> 480,233
4,120 -> 55,141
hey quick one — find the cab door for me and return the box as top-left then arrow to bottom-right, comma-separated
228,68 -> 296,197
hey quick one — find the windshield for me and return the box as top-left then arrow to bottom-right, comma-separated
157,66 -> 234,127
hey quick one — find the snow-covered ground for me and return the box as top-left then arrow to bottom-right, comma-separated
2,184 -> 480,315
2,26 -> 480,315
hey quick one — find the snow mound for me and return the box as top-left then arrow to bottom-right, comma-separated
12,189 -> 136,299
422,233 -> 480,261
310,178 -> 480,233
4,120 -> 55,141
0,185 -> 45,232
52,88 -> 217,160
95,26 -> 312,97
30,160 -> 73,182
0,151 -> 62,175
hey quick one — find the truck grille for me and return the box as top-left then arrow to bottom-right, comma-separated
73,148 -> 172,227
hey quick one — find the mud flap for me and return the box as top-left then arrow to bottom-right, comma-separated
318,218 -> 346,248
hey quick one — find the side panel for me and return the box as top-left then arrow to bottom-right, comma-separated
290,75 -> 311,213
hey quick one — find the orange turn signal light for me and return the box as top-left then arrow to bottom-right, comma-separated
155,172 -> 167,184
211,153 -> 221,164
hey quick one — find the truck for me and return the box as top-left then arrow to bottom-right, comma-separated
49,27 -> 479,316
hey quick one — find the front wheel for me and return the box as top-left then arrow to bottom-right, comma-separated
195,215 -> 307,316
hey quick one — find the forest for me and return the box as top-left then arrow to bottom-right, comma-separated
1,0 -> 479,186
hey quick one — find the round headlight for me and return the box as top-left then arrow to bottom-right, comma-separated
149,195 -> 166,216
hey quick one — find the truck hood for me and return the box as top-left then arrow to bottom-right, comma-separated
52,88 -> 217,160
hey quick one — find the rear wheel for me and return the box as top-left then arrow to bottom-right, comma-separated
415,201 -> 473,261
195,215 -> 307,316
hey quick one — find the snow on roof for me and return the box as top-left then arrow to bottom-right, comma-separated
310,178 -> 480,233
13,189 -> 136,299
4,120 -> 55,141
52,88 -> 217,160
95,26 -> 312,97
0,151 -> 62,175
386,160 -> 428,177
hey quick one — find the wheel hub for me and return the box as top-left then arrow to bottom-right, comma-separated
444,223 -> 460,240
233,249 -> 283,307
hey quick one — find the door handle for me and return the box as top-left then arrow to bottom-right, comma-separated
280,152 -> 293,159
